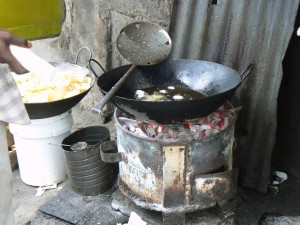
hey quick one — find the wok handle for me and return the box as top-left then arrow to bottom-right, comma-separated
75,46 -> 92,67
89,58 -> 106,78
100,140 -> 127,163
75,46 -> 106,78
92,64 -> 138,114
240,64 -> 254,83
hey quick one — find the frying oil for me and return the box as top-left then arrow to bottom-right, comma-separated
134,86 -> 206,101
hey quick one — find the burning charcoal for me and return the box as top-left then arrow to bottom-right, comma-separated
177,126 -> 191,136
221,117 -> 229,130
124,124 -> 136,132
190,124 -> 211,133
212,117 -> 222,123
207,121 -> 216,129
199,130 -> 206,139
133,128 -> 148,137
211,115 -> 223,127
146,127 -> 156,138
155,125 -> 164,134
119,116 -> 142,134
117,102 -> 235,140
183,122 -> 193,129
205,129 -> 214,136
190,125 -> 199,133
196,118 -> 206,123
213,129 -> 220,134
118,117 -> 139,123
214,111 -> 225,118
205,116 -> 211,122
167,128 -> 179,138
228,105 -> 243,114
176,125 -> 184,130
216,120 -> 224,129
178,125 -> 188,132
156,127 -> 169,139
218,105 -> 225,111
145,123 -> 157,129
178,133 -> 194,141
162,133 -> 172,139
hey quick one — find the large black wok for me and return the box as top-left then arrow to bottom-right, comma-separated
25,62 -> 95,119
96,59 -> 253,124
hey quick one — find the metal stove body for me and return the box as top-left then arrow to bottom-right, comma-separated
101,109 -> 238,224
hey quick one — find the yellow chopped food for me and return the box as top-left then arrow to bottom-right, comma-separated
13,72 -> 92,103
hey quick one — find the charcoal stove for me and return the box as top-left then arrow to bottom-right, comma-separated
100,103 -> 238,224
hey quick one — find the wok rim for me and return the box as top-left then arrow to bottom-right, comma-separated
24,62 -> 95,105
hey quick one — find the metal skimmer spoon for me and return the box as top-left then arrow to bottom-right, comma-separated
49,142 -> 89,151
92,22 -> 172,114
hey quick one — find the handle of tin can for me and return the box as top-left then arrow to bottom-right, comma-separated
100,140 -> 127,163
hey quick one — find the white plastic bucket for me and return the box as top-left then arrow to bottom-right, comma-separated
9,111 -> 73,186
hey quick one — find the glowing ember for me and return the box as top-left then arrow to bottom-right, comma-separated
157,125 -> 163,134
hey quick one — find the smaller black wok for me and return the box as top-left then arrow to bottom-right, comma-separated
24,62 -> 95,119
96,59 -> 253,124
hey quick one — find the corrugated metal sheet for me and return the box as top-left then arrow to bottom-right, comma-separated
168,0 -> 299,193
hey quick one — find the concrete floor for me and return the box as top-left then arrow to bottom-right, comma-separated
12,169 -> 67,225
11,165 -> 300,225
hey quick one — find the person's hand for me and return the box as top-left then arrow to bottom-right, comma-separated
0,29 -> 32,74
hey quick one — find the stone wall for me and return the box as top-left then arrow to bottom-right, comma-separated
30,0 -> 173,130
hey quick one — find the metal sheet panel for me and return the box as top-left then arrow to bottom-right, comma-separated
168,0 -> 299,192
